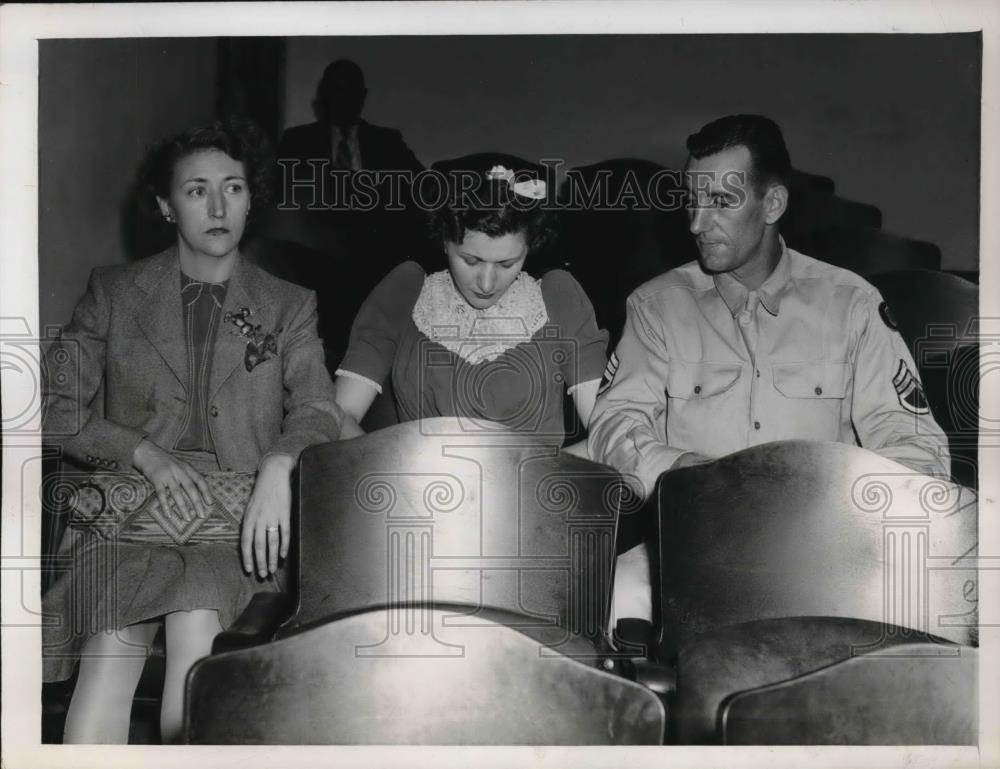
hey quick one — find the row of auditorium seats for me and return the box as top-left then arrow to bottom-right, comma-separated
176,424 -> 977,744
42,422 -> 978,744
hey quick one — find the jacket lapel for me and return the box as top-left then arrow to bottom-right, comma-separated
210,256 -> 273,401
357,120 -> 373,169
133,249 -> 188,390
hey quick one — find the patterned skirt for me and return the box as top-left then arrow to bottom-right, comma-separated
42,450 -> 284,683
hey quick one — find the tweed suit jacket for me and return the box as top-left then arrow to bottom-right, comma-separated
43,247 -> 344,472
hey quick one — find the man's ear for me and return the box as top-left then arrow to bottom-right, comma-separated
764,183 -> 788,225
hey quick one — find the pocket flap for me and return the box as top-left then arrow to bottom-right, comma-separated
772,362 -> 850,398
667,361 -> 744,400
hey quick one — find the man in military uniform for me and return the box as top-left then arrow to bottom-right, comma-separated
589,114 -> 949,620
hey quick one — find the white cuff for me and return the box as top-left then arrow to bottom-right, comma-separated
334,368 -> 383,395
567,377 -> 602,396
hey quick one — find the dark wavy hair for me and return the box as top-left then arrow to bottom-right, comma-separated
138,117 -> 274,225
686,114 -> 792,194
427,156 -> 560,263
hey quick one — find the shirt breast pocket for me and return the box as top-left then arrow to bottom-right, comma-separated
666,361 -> 744,401
772,362 -> 850,400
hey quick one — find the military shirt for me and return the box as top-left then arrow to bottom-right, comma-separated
588,240 -> 950,497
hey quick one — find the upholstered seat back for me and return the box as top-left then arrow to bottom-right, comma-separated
656,440 -> 978,657
292,418 -> 626,649
186,605 -> 665,745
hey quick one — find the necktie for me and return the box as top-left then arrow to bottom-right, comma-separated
334,134 -> 352,171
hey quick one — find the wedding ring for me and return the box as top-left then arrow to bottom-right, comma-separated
265,526 -> 279,532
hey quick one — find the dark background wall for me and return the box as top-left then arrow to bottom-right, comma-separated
39,34 -> 980,330
39,38 -> 217,332
284,34 -> 981,270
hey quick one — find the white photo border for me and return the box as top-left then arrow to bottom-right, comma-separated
2,2 -> 997,768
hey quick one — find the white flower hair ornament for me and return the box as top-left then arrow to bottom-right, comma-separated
486,165 -> 547,200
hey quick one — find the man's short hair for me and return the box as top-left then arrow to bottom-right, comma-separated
686,114 -> 792,193
320,59 -> 365,91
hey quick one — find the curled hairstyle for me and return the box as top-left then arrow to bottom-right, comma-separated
138,117 -> 274,224
686,114 -> 792,194
427,158 -> 559,260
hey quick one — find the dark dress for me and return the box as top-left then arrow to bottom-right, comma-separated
336,262 -> 608,441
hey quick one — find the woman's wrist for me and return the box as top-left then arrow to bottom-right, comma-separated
132,438 -> 155,471
258,452 -> 295,475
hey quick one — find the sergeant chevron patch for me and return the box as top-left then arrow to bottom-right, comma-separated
598,352 -> 619,395
892,359 -> 930,415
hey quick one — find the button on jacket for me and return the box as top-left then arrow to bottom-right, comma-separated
588,241 -> 950,497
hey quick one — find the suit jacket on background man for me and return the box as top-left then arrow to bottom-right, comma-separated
277,118 -> 424,177
273,119 -> 432,364
43,247 -> 344,472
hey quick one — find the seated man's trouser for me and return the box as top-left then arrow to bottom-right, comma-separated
610,543 -> 653,629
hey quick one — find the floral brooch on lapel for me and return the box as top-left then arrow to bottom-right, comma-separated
224,307 -> 282,372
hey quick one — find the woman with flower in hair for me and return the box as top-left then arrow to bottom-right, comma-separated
42,118 -> 344,743
333,158 -> 608,448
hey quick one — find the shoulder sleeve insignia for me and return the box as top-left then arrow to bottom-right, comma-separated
879,300 -> 899,331
892,359 -> 930,415
597,351 -> 619,396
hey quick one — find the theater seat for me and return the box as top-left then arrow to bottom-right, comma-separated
780,169 -> 836,253
818,196 -> 883,231
186,605 -> 665,745
811,225 -> 942,276
869,269 -> 979,488
196,419 -> 668,744
720,636 -> 977,744
653,441 -> 977,744
302,420 -> 621,640
672,616 -> 970,744
216,418 -> 626,658
560,158 -> 697,346
656,441 -> 976,659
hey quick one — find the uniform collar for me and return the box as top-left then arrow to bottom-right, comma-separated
713,236 -> 790,317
